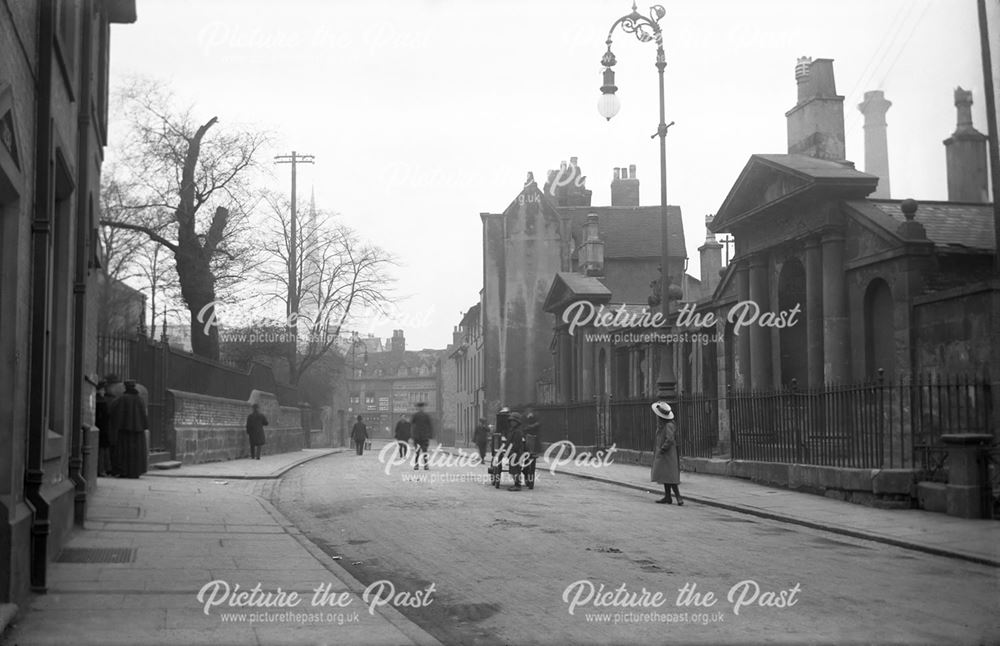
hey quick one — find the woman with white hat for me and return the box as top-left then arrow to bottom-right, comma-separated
650,401 -> 684,505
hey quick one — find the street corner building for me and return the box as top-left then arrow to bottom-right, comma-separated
0,0 -> 136,607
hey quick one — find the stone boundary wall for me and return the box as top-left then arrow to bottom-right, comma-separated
164,389 -> 307,464
679,456 -> 917,509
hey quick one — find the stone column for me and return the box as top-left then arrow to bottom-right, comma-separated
748,254 -> 773,390
804,238 -> 824,387
821,232 -> 850,383
734,260 -> 750,389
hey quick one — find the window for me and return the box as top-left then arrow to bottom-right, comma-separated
55,0 -> 79,98
46,148 -> 76,454
349,393 -> 360,405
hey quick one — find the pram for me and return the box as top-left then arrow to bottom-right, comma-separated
486,409 -> 538,489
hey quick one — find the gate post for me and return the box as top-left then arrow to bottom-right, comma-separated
940,433 -> 994,519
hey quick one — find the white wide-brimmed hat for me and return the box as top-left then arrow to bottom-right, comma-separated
651,401 -> 674,420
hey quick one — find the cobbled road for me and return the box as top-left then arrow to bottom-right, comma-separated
272,446 -> 999,645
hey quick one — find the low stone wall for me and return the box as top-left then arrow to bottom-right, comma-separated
681,457 -> 917,509
164,389 -> 307,464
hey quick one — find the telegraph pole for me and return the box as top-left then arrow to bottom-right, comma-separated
976,0 -> 999,274
274,151 -> 315,326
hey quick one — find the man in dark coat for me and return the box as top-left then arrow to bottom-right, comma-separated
410,403 -> 433,470
351,415 -> 368,455
108,379 -> 148,479
473,418 -> 490,462
505,412 -> 527,491
393,414 -> 411,458
246,403 -> 268,460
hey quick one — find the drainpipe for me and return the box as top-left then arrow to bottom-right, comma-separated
26,0 -> 55,592
70,0 -> 95,525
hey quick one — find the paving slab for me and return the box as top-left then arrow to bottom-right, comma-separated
2,466 -> 440,646
145,448 -> 344,479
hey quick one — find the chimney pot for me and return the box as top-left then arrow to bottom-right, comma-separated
613,167 -> 620,180
629,164 -> 636,178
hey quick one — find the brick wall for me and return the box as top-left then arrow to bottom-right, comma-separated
164,389 -> 307,464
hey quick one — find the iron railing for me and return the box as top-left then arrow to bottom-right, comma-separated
97,332 -> 302,451
728,373 -> 992,470
521,373 -> 993,470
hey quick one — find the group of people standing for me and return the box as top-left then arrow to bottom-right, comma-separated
94,375 -> 149,479
350,403 -> 434,469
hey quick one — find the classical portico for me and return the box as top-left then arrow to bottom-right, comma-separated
710,154 -> 878,390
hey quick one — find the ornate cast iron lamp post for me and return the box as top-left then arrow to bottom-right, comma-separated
599,2 -> 677,405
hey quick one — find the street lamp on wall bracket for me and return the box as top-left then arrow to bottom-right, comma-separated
598,1 -> 677,406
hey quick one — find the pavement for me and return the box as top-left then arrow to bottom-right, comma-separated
437,443 -> 1000,568
1,448 -> 441,646
2,441 -> 998,645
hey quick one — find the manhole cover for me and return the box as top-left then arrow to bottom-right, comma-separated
57,547 -> 136,563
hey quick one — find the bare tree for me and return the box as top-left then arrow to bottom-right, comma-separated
100,78 -> 268,359
255,193 -> 394,385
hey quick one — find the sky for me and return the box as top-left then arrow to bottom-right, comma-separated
108,0 -> 994,351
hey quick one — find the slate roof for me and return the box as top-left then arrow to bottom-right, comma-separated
542,272 -> 613,313
555,272 -> 613,297
866,200 -> 995,251
753,154 -> 875,181
360,349 -> 446,379
556,205 -> 687,259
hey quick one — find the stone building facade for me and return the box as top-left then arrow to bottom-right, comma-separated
480,160 -> 689,413
447,302 -> 485,446
0,0 -> 136,604
343,330 -> 447,440
680,58 -> 998,454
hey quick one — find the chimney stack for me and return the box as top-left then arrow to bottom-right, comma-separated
858,90 -> 892,198
698,215 -> 723,297
610,164 -> 640,206
543,157 -> 592,207
943,87 -> 989,202
786,57 -> 846,161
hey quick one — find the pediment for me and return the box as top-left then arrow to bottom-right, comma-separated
711,154 -> 877,233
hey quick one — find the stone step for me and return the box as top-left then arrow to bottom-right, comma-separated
150,460 -> 182,470
148,451 -> 172,465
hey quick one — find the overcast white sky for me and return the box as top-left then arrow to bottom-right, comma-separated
109,0 -> 994,350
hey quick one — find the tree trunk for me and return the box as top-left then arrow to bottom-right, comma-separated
175,243 -> 219,360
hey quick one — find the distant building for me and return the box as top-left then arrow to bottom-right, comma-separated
0,0 -> 137,604
343,330 -> 447,439
447,302 -> 485,445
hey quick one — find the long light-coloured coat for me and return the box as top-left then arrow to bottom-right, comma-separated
650,421 -> 680,484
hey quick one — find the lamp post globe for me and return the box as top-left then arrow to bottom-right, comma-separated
597,93 -> 621,120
